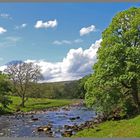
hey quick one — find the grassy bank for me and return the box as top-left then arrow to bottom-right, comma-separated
74,115 -> 140,138
3,96 -> 75,114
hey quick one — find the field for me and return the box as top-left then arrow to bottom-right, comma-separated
3,96 -> 75,113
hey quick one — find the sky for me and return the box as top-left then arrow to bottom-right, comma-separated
0,2 -> 139,82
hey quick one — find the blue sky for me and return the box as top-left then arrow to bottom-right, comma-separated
0,2 -> 139,82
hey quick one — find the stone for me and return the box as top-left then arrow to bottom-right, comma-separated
0,132 -> 4,136
61,130 -> 73,137
69,116 -> 80,121
37,125 -> 52,132
32,118 -> 39,121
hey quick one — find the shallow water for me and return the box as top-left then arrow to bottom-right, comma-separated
0,106 -> 96,137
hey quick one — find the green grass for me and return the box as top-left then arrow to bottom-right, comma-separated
6,96 -> 75,113
74,115 -> 140,138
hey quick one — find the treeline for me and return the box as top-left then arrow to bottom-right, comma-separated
14,76 -> 90,99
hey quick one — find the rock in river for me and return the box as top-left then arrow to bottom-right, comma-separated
69,116 -> 80,121
31,118 -> 39,121
37,124 -> 52,132
61,130 -> 73,137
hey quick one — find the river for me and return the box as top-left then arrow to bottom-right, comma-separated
0,106 -> 96,137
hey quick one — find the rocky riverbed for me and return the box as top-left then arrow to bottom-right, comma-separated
0,102 -> 101,137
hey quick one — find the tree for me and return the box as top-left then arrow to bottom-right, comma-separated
76,75 -> 91,99
0,72 -> 12,109
4,62 -> 43,107
85,7 -> 140,119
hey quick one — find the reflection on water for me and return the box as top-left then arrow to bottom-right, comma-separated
0,106 -> 96,137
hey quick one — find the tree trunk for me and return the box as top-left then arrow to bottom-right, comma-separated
21,95 -> 25,107
131,78 -> 140,112
20,95 -> 28,107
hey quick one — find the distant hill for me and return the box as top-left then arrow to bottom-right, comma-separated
41,80 -> 78,84
6,60 -> 23,66
26,79 -> 82,99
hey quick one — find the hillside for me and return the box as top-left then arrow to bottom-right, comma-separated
20,80 -> 82,99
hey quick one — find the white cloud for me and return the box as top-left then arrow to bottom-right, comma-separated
0,13 -> 12,20
0,65 -> 6,72
80,25 -> 96,36
53,39 -> 83,45
5,36 -> 21,42
0,36 -> 21,48
35,19 -> 57,29
74,39 -> 83,43
21,23 -> 27,28
53,40 -> 71,45
15,23 -> 27,30
29,39 -> 101,82
0,39 -> 102,82
0,27 -> 7,34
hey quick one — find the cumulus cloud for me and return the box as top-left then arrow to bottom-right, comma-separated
0,27 -> 7,34
15,23 -> 27,30
53,39 -> 83,45
35,19 -> 57,29
28,39 -> 101,82
0,39 -> 102,82
80,25 -> 96,36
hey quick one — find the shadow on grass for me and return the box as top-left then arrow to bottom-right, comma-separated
125,112 -> 140,120
29,102 -> 51,106
0,107 -> 13,115
24,102 -> 52,109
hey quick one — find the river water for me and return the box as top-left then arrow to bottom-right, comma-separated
0,106 -> 96,137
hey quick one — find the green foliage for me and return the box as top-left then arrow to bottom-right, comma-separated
56,76 -> 90,99
0,72 -> 12,110
72,75 -> 91,99
85,7 -> 140,119
26,78 -> 88,99
63,81 -> 80,99
26,81 -> 68,99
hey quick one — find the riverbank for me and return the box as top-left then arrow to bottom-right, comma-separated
1,96 -> 83,115
74,114 -> 140,137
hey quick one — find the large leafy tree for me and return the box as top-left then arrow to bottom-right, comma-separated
5,62 -> 43,107
85,7 -> 140,119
